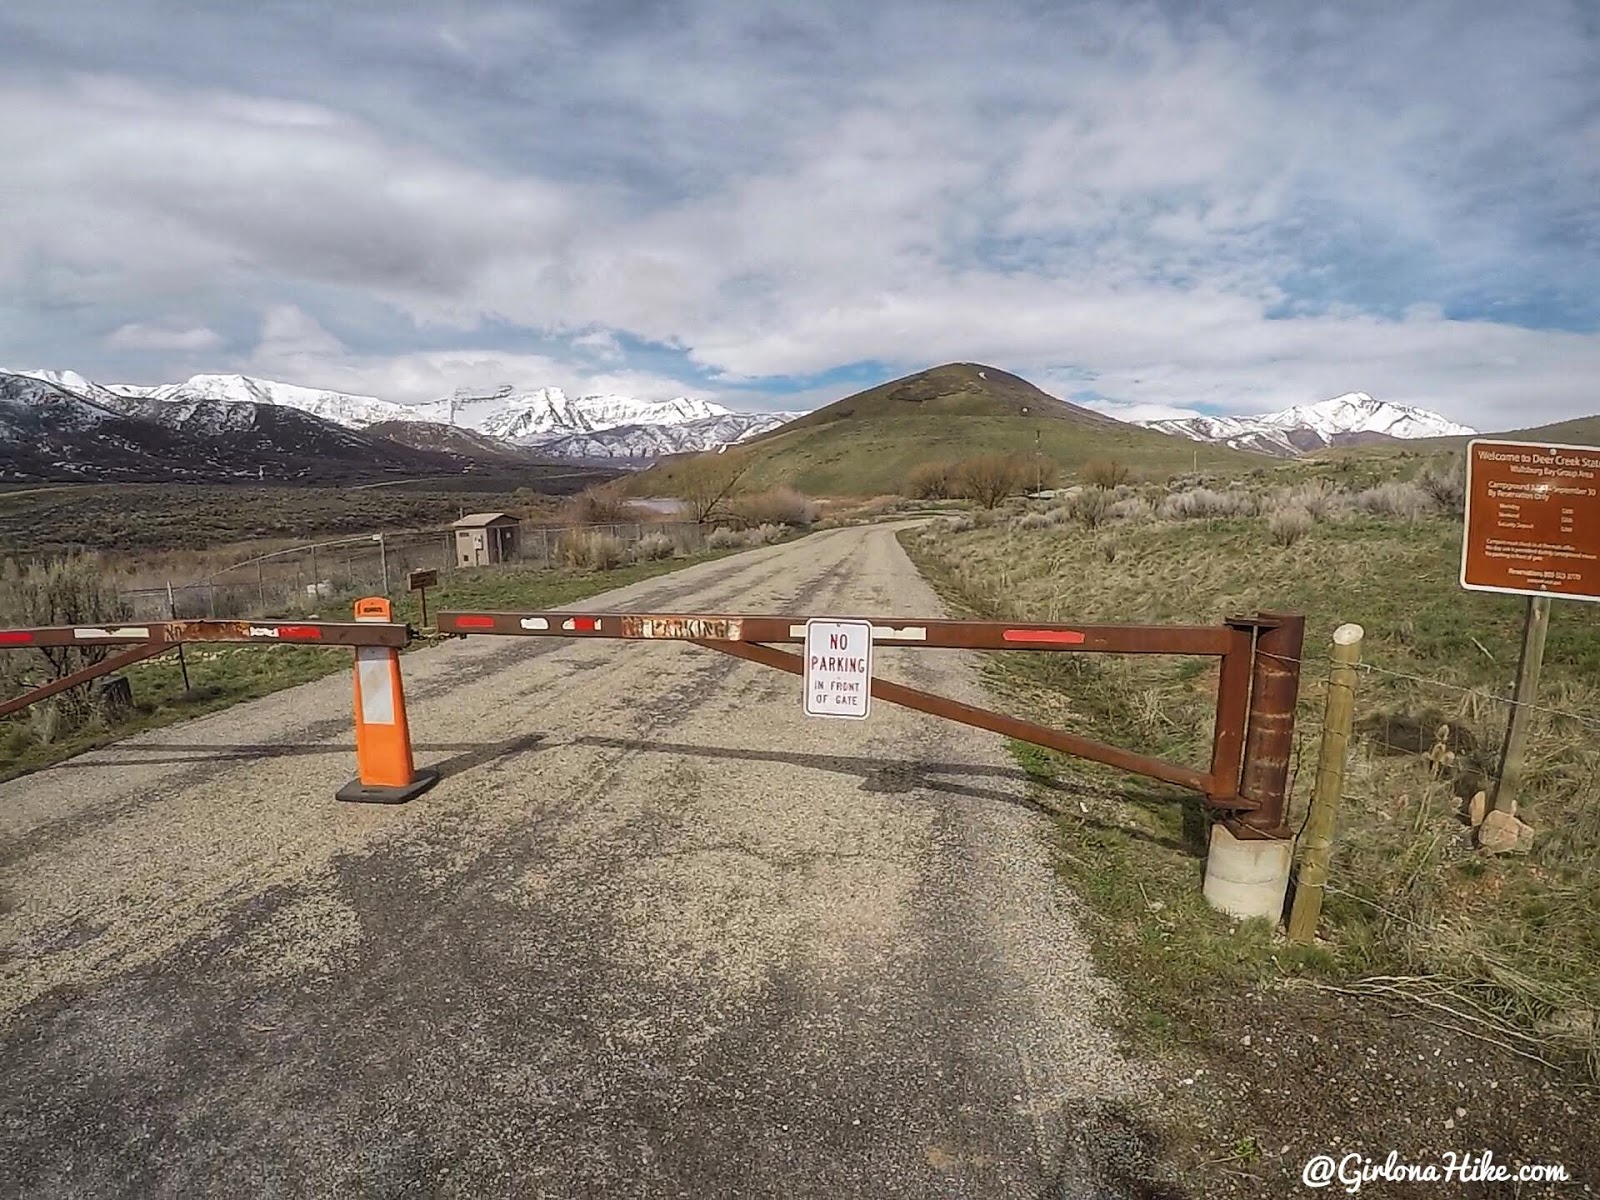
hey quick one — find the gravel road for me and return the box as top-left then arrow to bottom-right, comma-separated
0,524 -> 1158,1198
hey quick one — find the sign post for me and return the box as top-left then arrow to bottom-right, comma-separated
803,619 -> 873,720
407,568 -> 439,630
1461,439 -> 1600,813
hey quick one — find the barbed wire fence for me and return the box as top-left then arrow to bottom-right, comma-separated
117,520 -> 706,621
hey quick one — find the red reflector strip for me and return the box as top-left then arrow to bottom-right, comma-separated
566,617 -> 599,632
0,631 -> 33,645
276,625 -> 324,640
453,615 -> 496,629
1003,628 -> 1087,644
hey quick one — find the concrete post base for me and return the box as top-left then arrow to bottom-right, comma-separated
1203,823 -> 1292,923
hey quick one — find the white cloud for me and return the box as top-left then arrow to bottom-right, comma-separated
104,322 -> 221,352
570,329 -> 624,362
1,1 -> 1595,432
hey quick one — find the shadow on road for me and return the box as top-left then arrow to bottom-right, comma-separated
571,734 -> 1196,854
32,737 -> 542,775
31,731 -> 1197,857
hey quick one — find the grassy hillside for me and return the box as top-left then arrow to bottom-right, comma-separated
640,363 -> 1264,496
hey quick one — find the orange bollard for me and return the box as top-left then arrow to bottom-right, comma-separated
336,596 -> 439,804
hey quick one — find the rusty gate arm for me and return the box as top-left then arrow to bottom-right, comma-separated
0,642 -> 174,721
697,638 -> 1219,795
0,620 -> 408,649
436,608 -> 1283,813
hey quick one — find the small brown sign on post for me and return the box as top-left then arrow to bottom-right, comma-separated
1461,439 -> 1600,602
407,569 -> 439,629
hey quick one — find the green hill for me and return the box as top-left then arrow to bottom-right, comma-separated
1317,414 -> 1600,462
643,363 -> 1265,496
1432,414 -> 1600,449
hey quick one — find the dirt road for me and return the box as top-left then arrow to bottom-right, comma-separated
0,524 -> 1156,1198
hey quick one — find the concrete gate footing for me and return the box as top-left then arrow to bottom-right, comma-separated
1203,823 -> 1291,922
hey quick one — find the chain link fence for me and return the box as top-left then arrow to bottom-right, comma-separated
118,521 -> 705,620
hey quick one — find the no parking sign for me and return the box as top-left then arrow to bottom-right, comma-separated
803,620 -> 872,719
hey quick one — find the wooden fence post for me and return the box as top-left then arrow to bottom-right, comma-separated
1287,622 -> 1365,944
1492,595 -> 1551,815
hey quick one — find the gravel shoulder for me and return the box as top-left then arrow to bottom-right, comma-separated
0,525 -> 1169,1198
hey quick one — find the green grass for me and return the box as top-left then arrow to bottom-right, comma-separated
0,548 -> 736,783
902,493 -> 1600,1072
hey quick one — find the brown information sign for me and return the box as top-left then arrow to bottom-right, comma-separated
1461,439 -> 1600,602
407,569 -> 438,591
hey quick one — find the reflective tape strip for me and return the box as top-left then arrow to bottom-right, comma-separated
871,626 -> 928,642
357,647 -> 397,725
73,626 -> 152,640
519,617 -> 549,631
0,631 -> 33,645
791,623 -> 928,642
454,615 -> 496,629
563,617 -> 599,632
1002,629 -> 1086,644
276,625 -> 324,640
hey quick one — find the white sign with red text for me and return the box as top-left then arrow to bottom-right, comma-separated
803,619 -> 873,720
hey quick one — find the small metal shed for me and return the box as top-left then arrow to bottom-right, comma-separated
452,512 -> 520,567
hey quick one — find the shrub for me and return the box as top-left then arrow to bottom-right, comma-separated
1158,488 -> 1257,520
1068,488 -> 1110,530
954,453 -> 1032,508
1109,495 -> 1157,523
635,532 -> 676,561
666,453 -> 752,523
1417,454 -> 1466,514
0,554 -> 131,728
733,486 -> 818,528
1080,458 -> 1131,490
1269,506 -> 1314,546
940,514 -> 977,533
566,484 -> 633,525
1354,481 -> 1433,521
706,527 -> 746,550
905,461 -> 957,500
1011,511 -> 1054,530
1278,478 -> 1349,521
557,530 -> 628,571
1099,536 -> 1120,563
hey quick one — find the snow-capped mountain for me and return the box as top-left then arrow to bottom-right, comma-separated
409,387 -> 733,445
1143,393 -> 1475,457
19,369 -> 132,410
530,411 -> 805,459
110,373 -> 415,428
0,369 -> 518,484
13,366 -> 805,466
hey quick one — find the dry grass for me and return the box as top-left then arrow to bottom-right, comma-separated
634,532 -> 677,561
731,486 -> 819,528
556,529 -> 629,571
1354,480 -> 1435,521
1159,487 -> 1259,520
1268,506 -> 1314,546
903,499 -> 1600,1075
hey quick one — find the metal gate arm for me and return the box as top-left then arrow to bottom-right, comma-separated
0,643 -> 173,721
696,639 -> 1227,797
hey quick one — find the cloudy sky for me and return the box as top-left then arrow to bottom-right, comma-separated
2,0 -> 1596,429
